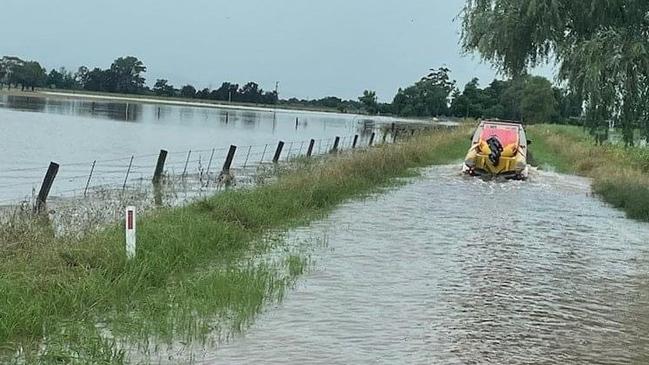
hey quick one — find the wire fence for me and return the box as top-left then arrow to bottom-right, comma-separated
0,127 -> 418,209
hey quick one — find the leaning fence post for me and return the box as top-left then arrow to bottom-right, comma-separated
152,150 -> 168,184
205,149 -> 215,180
369,132 -> 376,146
331,136 -> 340,153
243,145 -> 252,168
273,141 -> 285,163
260,144 -> 269,163
222,145 -> 237,175
306,139 -> 315,157
286,142 -> 294,161
393,130 -> 399,143
34,162 -> 59,214
182,150 -> 192,179
352,135 -> 359,149
84,160 -> 96,198
122,155 -> 134,191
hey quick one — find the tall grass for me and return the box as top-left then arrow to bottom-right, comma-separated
0,126 -> 469,363
527,125 -> 649,221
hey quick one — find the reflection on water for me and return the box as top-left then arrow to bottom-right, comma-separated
191,166 -> 649,364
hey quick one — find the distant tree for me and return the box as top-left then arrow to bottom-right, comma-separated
210,82 -> 239,101
153,79 -> 176,97
359,90 -> 379,115
521,76 -> 557,123
393,67 -> 456,117
13,61 -> 47,91
110,56 -> 147,94
46,69 -> 63,88
180,84 -> 196,98
195,88 -> 211,99
82,67 -> 116,92
0,56 -> 26,88
239,82 -> 262,103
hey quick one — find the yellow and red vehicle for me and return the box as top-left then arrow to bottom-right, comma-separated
462,120 -> 530,180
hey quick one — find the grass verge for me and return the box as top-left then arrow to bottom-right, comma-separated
527,124 -> 649,221
0,126 -> 469,363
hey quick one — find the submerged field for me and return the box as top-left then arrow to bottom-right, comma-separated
0,126 -> 470,363
527,124 -> 649,221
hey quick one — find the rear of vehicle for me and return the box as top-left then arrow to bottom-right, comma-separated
462,120 -> 529,180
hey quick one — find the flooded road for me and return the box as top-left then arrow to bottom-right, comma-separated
201,166 -> 649,364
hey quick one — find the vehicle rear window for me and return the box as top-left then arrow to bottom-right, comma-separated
480,124 -> 519,146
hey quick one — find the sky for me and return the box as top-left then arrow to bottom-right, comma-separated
2,0 -> 553,102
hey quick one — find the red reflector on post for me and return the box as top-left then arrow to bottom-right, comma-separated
127,210 -> 134,230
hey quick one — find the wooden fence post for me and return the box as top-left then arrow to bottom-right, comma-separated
222,145 -> 237,175
331,136 -> 340,153
273,141 -> 285,163
34,162 -> 59,214
152,150 -> 168,184
306,139 -> 315,157
352,135 -> 359,149
369,132 -> 376,146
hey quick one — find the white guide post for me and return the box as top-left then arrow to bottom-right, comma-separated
125,206 -> 137,259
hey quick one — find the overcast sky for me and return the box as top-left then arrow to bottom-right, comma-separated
3,0 -> 552,101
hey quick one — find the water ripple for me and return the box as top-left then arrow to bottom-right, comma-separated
202,165 -> 649,364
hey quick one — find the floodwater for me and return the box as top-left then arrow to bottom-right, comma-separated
0,94 -> 398,204
184,166 -> 649,364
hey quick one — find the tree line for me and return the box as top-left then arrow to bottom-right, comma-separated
0,55 -> 278,105
0,54 -> 583,124
358,67 -> 583,124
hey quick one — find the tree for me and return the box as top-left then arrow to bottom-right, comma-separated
13,61 -> 47,91
521,76 -> 557,123
359,90 -> 378,115
110,56 -> 147,94
81,67 -> 115,92
0,56 -> 25,88
180,84 -> 196,98
153,79 -> 176,97
461,0 -> 649,145
392,67 -> 456,117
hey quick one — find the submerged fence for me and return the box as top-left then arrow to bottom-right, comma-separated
0,123 -> 429,211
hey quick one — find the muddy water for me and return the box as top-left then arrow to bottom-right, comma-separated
199,166 -> 649,364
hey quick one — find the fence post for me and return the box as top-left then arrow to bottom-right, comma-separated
331,136 -> 340,153
393,129 -> 399,143
222,145 -> 237,175
352,135 -> 359,149
34,162 -> 59,214
243,145 -> 252,168
286,142 -> 293,161
122,156 -> 134,191
306,139 -> 315,157
84,160 -> 96,198
273,141 -> 285,163
152,149 -> 168,184
369,132 -> 376,146
260,144 -> 269,163
182,150 -> 192,179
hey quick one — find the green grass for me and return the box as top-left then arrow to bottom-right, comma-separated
527,124 -> 649,221
0,127 -> 469,363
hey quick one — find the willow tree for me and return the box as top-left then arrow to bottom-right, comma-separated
461,0 -> 649,145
